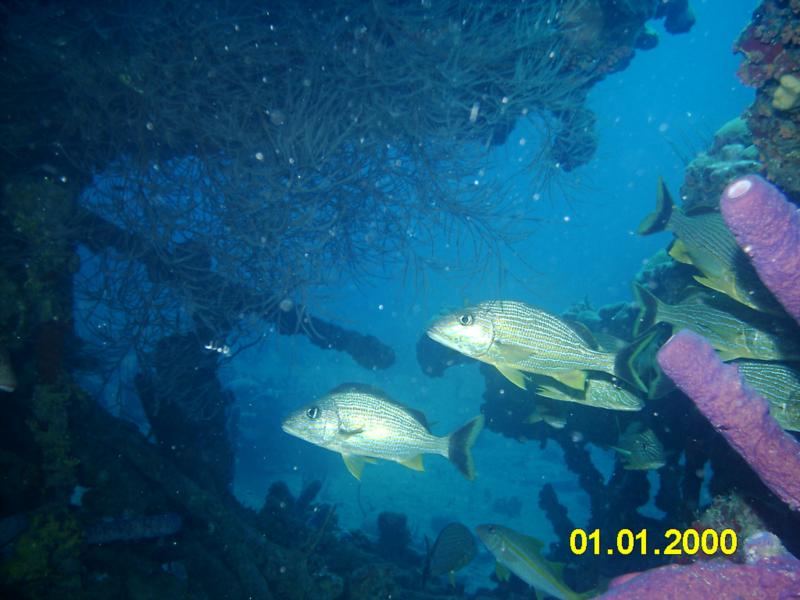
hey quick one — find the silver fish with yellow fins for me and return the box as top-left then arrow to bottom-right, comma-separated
475,524 -> 586,600
281,383 -> 484,480
427,300 -> 647,392
633,284 -> 800,361
638,177 -> 778,313
536,376 -> 644,411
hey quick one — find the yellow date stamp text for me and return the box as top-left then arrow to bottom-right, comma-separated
569,528 -> 738,557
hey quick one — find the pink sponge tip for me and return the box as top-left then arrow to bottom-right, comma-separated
720,174 -> 800,324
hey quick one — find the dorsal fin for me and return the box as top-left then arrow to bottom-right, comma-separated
328,382 -> 390,398
562,319 -> 599,350
406,408 -> 429,429
592,331 -> 627,353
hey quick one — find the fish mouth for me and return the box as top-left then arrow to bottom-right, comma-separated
280,422 -> 294,436
426,324 -> 457,350
426,326 -> 446,344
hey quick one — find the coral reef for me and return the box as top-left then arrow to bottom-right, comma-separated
84,513 -> 182,545
735,0 -> 800,197
691,493 -> 767,562
135,332 -> 237,493
377,512 -> 416,567
0,510 -> 83,599
679,117 -> 764,214
597,532 -> 800,599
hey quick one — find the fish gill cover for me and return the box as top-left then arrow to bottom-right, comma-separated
1,0 -> 799,599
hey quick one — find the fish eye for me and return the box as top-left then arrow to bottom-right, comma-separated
306,406 -> 320,420
459,313 -> 474,326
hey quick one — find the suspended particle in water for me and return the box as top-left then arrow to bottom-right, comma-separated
469,102 -> 480,123
269,110 -> 286,126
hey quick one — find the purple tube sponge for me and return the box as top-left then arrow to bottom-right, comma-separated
720,174 -> 800,324
596,532 -> 800,599
657,330 -> 800,512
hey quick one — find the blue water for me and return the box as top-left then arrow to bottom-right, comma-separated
12,0 -> 786,596
229,0 -> 760,590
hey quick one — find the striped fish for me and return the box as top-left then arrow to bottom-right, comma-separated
476,524 -> 584,600
638,177 -> 777,313
737,361 -> 800,432
536,376 -> 644,411
634,284 -> 800,361
423,522 -> 477,587
281,383 -> 483,480
427,301 -> 641,391
612,423 -> 666,470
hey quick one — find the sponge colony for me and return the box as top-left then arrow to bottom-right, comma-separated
772,74 -> 800,111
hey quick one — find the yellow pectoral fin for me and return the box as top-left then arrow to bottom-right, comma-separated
536,384 -> 577,403
342,454 -> 367,480
495,561 -> 511,582
692,274 -> 735,299
551,370 -> 587,391
668,239 -> 694,265
693,275 -> 760,311
495,343 -> 536,364
399,454 -> 425,472
496,364 -> 528,389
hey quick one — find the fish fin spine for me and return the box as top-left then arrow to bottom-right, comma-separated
448,415 -> 484,480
